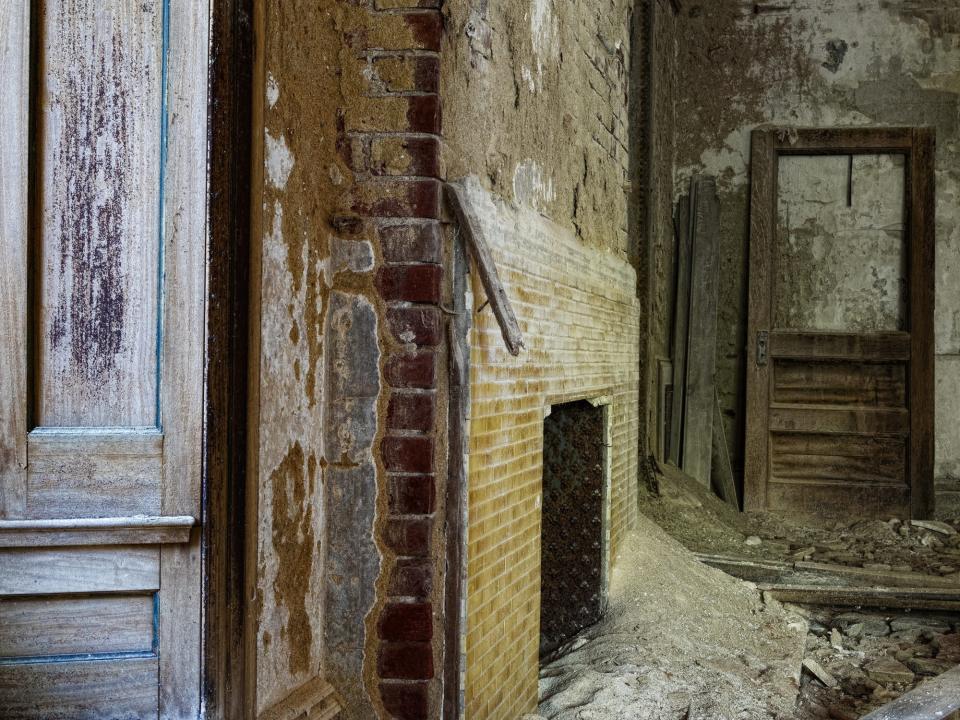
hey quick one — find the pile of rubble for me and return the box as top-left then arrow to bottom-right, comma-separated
742,516 -> 960,579
792,606 -> 960,719
638,470 -> 960,581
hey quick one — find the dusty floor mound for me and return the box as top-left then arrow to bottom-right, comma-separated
532,513 -> 807,720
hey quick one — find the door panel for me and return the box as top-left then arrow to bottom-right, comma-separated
0,595 -> 155,658
744,128 -> 936,522
36,0 -> 163,428
0,657 -> 159,720
0,1 -> 209,716
25,428 -> 162,518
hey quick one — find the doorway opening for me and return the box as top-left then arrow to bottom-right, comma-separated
539,400 -> 609,659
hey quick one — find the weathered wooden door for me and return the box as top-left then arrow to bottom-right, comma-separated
744,128 -> 935,522
0,2 -> 209,717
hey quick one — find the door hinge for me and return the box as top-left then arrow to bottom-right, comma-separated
756,330 -> 769,366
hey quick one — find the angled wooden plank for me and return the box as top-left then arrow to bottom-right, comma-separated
158,1 -> 211,716
257,677 -> 343,720
445,182 -> 524,356
0,2 -> 29,518
682,176 -> 721,485
0,595 -> 154,658
910,128 -> 936,520
744,129 -> 777,511
668,192 -> 692,466
0,545 -> 160,595
759,584 -> 960,612
0,656 -> 159,719
0,515 -> 194,547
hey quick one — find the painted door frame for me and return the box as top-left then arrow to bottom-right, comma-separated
744,126 -> 936,520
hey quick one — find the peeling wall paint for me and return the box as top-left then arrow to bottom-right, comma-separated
253,2 -> 388,716
441,0 -> 633,258
667,0 -> 960,496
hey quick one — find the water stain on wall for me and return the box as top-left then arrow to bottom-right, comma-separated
269,441 -> 317,676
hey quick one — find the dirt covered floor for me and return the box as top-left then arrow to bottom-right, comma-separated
524,473 -> 959,719
638,470 -> 960,580
794,605 -> 960,719
530,513 -> 808,720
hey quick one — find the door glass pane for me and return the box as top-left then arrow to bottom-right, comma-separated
775,154 -> 907,332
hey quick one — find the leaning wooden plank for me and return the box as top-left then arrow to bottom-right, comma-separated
760,584 -> 960,612
0,515 -> 194,547
860,664 -> 960,720
711,389 -> 739,507
0,656 -> 159,719
445,182 -> 525,356
697,553 -> 960,589
668,192 -> 693,466
0,545 -> 159,595
694,554 -> 793,583
0,2 -> 29,518
792,561 -> 959,589
682,176 -> 721,486
0,595 -> 154,658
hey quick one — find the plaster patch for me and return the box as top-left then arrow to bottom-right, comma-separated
265,130 -> 295,190
266,72 -> 280,108
513,159 -> 555,212
529,0 -> 559,91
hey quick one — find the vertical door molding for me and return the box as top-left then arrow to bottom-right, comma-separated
0,4 -> 29,517
159,1 -> 211,716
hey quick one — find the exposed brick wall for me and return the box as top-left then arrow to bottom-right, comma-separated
459,184 -> 642,720
344,1 -> 445,717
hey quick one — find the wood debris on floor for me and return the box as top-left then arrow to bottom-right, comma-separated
790,604 -> 960,719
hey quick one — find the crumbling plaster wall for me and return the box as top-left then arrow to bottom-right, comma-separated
441,0 -> 633,260
251,2 -> 448,718
668,0 -> 960,507
440,1 -> 642,718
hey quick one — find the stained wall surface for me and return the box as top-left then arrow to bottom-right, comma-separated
251,2 -> 448,718
666,0 -> 960,510
458,183 -> 641,720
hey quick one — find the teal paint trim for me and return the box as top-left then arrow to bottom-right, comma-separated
0,651 -> 157,667
154,0 -> 171,429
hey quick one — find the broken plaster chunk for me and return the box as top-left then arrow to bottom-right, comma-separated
911,519 -> 957,536
745,535 -> 762,546
906,656 -> 954,676
330,237 -> 374,275
864,657 -> 914,685
802,658 -> 838,688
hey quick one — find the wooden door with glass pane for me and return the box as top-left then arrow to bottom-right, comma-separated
744,128 -> 935,522
0,2 -> 209,717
